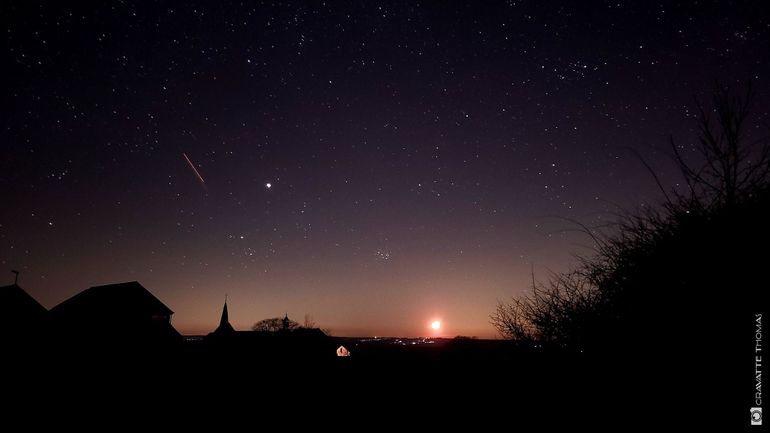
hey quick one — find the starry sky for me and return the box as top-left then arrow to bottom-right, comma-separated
2,1 -> 768,337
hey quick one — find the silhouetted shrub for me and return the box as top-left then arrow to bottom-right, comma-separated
492,82 -> 769,353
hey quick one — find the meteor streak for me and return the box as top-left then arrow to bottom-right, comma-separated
182,152 -> 206,189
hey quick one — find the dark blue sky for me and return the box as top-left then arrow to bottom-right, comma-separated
2,1 -> 768,336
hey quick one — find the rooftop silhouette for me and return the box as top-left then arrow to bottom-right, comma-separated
48,281 -> 181,344
0,283 -> 47,339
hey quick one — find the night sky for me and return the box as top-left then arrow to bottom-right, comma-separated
2,1 -> 768,337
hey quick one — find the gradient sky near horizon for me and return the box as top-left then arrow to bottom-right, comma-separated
2,1 -> 769,337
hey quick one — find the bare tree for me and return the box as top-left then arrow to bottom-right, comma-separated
491,298 -> 536,342
491,271 -> 598,346
303,314 -> 316,329
671,82 -> 770,208
252,316 -> 299,332
491,82 -> 769,346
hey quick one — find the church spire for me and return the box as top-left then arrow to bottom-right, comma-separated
282,312 -> 290,331
219,298 -> 230,328
212,296 -> 235,334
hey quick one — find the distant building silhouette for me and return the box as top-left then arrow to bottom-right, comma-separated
49,281 -> 180,345
0,283 -> 47,341
205,302 -> 334,358
282,313 -> 291,331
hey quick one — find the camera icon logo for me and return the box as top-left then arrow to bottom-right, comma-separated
751,407 -> 762,426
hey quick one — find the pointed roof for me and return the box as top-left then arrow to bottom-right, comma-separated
213,300 -> 235,334
49,281 -> 173,319
220,301 -> 230,327
48,281 -> 181,341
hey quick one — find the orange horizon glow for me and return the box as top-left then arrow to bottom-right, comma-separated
168,318 -> 499,339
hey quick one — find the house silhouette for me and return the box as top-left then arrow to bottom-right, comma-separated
48,281 -> 180,346
0,283 -> 47,342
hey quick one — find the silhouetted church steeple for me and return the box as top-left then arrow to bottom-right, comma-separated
282,313 -> 290,331
213,298 -> 235,334
220,301 -> 230,327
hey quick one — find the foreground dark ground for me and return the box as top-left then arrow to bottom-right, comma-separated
5,333 -> 754,429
